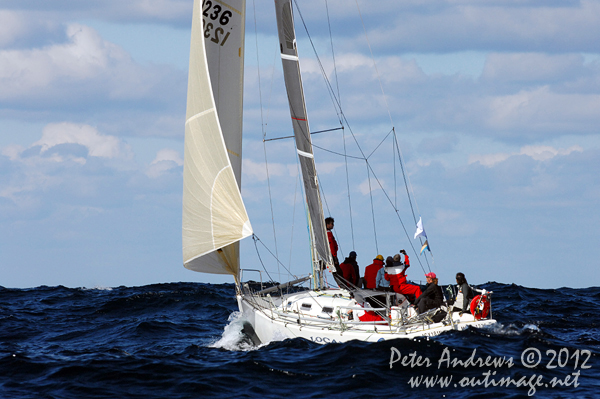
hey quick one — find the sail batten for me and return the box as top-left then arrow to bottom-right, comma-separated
186,107 -> 216,125
182,0 -> 250,277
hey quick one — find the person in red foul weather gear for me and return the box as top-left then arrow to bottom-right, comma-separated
325,217 -> 339,272
363,255 -> 384,289
385,249 -> 422,302
339,251 -> 359,287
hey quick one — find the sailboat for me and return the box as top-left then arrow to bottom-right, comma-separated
182,0 -> 496,344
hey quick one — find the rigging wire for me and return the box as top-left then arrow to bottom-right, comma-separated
324,0 -> 342,115
252,235 -> 300,283
287,170 -> 301,281
366,162 -> 378,254
393,129 -> 431,270
297,1 -> 433,271
318,164 -> 344,259
366,128 -> 395,160
312,132 -> 429,274
286,0 -> 431,272
253,0 -> 280,277
393,130 -> 398,209
393,129 -> 417,225
342,120 -> 356,249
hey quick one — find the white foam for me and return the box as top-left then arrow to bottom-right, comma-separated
81,286 -> 113,291
484,322 -> 542,336
208,311 -> 267,352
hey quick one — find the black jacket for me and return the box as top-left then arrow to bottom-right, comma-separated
415,282 -> 443,308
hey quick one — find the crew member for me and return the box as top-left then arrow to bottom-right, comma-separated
339,251 -> 360,287
376,257 -> 392,291
363,255 -> 384,289
414,272 -> 443,314
452,272 -> 474,314
325,217 -> 340,272
385,249 -> 422,302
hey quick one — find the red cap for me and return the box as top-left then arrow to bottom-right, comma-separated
425,272 -> 436,279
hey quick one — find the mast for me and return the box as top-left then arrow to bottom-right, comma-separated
274,0 -> 333,289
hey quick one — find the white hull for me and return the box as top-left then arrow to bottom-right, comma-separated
238,288 -> 496,345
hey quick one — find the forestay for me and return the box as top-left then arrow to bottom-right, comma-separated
182,0 -> 252,279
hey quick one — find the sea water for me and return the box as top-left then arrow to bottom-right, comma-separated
1,282 -> 598,398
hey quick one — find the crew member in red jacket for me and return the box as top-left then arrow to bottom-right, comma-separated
385,249 -> 422,302
339,251 -> 359,287
363,255 -> 384,289
325,217 -> 341,273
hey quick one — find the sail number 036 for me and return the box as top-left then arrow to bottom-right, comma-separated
202,0 -> 232,46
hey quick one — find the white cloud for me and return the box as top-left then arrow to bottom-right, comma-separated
0,123 -> 136,204
33,122 -> 132,160
0,1 -> 191,26
485,86 -> 600,132
1,144 -> 24,161
358,177 -> 385,195
0,10 -> 28,47
0,24 -> 128,98
481,53 -> 585,83
146,148 -> 183,178
469,144 -> 583,167
520,145 -> 583,161
316,162 -> 344,174
361,0 -> 600,53
151,148 -> 183,165
243,158 -> 289,182
0,21 -> 185,135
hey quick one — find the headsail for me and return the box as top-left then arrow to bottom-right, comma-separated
274,0 -> 333,277
182,0 -> 251,278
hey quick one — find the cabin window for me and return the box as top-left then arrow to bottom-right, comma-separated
301,303 -> 312,311
322,307 -> 333,314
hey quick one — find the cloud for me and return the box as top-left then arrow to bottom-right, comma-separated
1,1 -> 192,26
0,123 -> 136,208
0,22 -> 186,137
146,148 -> 183,178
33,122 -> 133,160
469,144 -> 583,167
0,24 -> 127,99
0,10 -> 29,47
418,135 -> 459,154
358,177 -> 386,195
0,23 -> 182,103
481,53 -> 587,84
243,158 -> 289,182
151,148 -> 183,165
353,0 -> 600,53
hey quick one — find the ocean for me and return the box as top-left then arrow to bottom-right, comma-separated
1,282 -> 598,398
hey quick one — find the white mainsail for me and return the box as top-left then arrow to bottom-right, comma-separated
182,0 -> 251,278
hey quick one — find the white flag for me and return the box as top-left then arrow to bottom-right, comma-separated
414,217 -> 427,239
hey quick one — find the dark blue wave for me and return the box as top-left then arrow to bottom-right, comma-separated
0,282 -> 598,398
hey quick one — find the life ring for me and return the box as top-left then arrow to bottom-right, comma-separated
470,295 -> 490,320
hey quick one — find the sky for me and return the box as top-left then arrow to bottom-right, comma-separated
1,0 -> 599,289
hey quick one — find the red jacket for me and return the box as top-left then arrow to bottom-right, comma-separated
340,261 -> 357,285
327,230 -> 338,257
363,259 -> 384,289
384,255 -> 410,286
